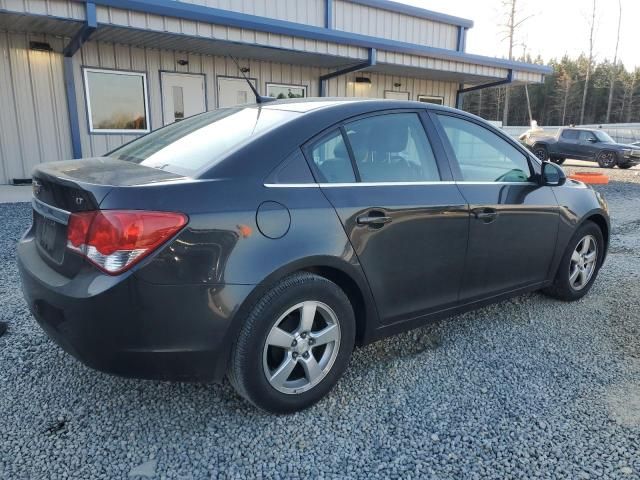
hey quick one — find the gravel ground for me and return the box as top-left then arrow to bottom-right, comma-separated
1,164 -> 640,479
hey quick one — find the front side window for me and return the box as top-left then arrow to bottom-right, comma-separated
594,130 -> 614,143
345,113 -> 440,182
579,131 -> 597,142
309,130 -> 356,183
437,114 -> 532,183
83,68 -> 150,133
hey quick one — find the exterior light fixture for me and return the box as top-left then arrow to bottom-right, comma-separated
29,41 -> 52,52
394,82 -> 402,88
240,67 -> 250,73
355,76 -> 372,85
177,59 -> 189,66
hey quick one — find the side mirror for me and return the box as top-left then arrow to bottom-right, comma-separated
540,161 -> 566,187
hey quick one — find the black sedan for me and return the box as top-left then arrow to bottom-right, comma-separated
18,99 -> 609,413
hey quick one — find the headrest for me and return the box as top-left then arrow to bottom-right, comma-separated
333,138 -> 348,158
368,119 -> 409,152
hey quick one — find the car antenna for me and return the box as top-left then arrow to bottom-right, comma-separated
227,55 -> 275,104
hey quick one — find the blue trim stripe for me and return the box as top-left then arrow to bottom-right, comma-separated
90,0 -> 552,75
325,0 -> 333,29
347,0 -> 473,28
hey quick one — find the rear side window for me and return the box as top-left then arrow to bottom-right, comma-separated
436,114 -> 532,183
561,129 -> 579,140
310,130 -> 356,183
108,107 -> 297,176
345,113 -> 440,182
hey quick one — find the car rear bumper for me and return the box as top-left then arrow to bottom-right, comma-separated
18,235 -> 254,382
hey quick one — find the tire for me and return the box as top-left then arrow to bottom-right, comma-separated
618,163 -> 633,169
551,157 -> 566,165
542,221 -> 604,301
597,150 -> 617,168
533,145 -> 549,162
228,272 -> 355,413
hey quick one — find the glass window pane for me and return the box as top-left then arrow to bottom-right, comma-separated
345,113 -> 440,182
109,107 -> 297,176
85,69 -> 148,132
437,114 -> 531,183
310,130 -> 356,183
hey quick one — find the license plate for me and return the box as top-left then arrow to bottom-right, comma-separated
34,212 -> 64,262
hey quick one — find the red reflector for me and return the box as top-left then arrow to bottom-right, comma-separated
66,210 -> 187,274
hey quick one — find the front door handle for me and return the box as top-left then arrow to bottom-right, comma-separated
357,211 -> 392,227
472,208 -> 498,223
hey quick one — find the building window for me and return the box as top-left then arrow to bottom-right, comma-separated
417,95 -> 444,105
83,68 -> 150,133
266,83 -> 307,99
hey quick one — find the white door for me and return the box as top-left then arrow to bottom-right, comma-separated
217,77 -> 257,108
160,72 -> 206,125
384,90 -> 410,101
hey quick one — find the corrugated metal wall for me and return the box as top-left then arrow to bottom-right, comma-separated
0,0 -> 85,19
71,39 -> 459,158
0,31 -> 72,183
333,0 -> 458,50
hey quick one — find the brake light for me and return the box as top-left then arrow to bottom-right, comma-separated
67,210 -> 187,274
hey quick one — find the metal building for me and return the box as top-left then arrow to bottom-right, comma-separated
0,0 -> 551,184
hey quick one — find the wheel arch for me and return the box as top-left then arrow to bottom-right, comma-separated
582,212 -> 609,261
218,255 -> 379,377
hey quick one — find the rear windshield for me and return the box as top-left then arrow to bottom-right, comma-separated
108,107 -> 298,176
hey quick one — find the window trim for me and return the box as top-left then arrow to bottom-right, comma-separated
301,108 -> 450,185
265,82 -> 308,99
429,110 -> 540,183
83,67 -> 151,135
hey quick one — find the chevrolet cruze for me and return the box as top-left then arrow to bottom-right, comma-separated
18,99 -> 609,413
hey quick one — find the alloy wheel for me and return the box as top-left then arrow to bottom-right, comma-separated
262,301 -> 341,394
569,234 -> 598,291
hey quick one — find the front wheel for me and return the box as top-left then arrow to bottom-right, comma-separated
228,272 -> 355,413
597,151 -> 617,168
542,221 -> 604,301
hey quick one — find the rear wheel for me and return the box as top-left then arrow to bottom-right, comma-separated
228,272 -> 355,413
542,221 -> 604,301
597,150 -> 617,168
533,145 -> 549,162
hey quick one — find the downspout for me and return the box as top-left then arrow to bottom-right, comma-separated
325,0 -> 333,28
455,69 -> 513,110
63,1 -> 97,159
319,48 -> 376,97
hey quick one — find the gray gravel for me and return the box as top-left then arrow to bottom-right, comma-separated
2,164 -> 640,479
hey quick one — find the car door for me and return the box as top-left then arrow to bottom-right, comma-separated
304,111 -> 469,325
430,112 -> 559,301
558,129 -> 581,158
578,130 -> 600,159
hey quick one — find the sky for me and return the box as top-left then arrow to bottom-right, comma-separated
399,0 -> 640,70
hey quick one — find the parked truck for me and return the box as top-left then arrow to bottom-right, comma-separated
523,127 -> 640,169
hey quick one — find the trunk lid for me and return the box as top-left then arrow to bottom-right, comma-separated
31,158 -> 184,275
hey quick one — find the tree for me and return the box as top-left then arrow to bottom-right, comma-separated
500,0 -> 533,126
579,0 -> 597,125
605,0 -> 622,123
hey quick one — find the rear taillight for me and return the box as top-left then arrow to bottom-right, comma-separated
67,210 -> 187,274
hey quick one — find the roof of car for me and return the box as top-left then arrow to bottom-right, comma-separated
258,97 -> 458,114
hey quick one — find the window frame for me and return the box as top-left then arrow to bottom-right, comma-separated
301,108 -> 453,185
428,110 -> 540,184
417,95 -> 444,105
265,82 -> 308,99
83,67 -> 151,135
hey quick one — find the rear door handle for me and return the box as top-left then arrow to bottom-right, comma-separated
472,208 -> 498,223
357,211 -> 392,227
